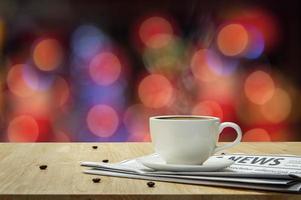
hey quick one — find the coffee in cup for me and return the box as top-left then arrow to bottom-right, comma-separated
150,115 -> 242,165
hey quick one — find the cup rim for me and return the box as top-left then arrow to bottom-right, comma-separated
150,115 -> 220,121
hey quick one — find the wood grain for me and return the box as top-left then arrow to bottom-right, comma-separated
0,142 -> 300,200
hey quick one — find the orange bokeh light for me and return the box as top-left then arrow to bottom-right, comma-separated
89,52 -> 122,85
244,70 -> 275,105
7,64 -> 38,98
192,100 -> 223,120
7,115 -> 39,142
217,24 -> 249,56
139,16 -> 173,49
191,49 -> 221,82
87,104 -> 119,138
242,128 -> 271,142
12,91 -> 51,116
33,39 -> 63,71
260,88 -> 291,123
138,74 -> 173,108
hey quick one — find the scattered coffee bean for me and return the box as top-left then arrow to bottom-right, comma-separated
92,146 -> 98,149
102,159 -> 109,163
39,165 -> 47,170
147,181 -> 155,187
221,152 -> 226,155
92,178 -> 101,183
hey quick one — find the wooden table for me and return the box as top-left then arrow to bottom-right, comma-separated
0,142 -> 300,200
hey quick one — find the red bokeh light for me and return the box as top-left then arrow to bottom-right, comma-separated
87,104 -> 119,138
217,24 -> 249,56
242,128 -> 271,141
138,74 -> 173,108
192,100 -> 223,120
244,70 -> 275,105
7,115 -> 39,142
89,52 -> 122,85
139,16 -> 173,49
33,39 -> 63,71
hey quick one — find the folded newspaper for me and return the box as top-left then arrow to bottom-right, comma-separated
81,153 -> 301,193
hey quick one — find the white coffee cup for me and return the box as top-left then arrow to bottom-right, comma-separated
150,115 -> 242,165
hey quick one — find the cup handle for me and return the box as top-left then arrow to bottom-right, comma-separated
214,122 -> 242,153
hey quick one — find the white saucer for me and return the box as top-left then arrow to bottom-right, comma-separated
137,154 -> 234,172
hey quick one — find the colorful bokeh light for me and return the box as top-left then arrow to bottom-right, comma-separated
139,16 -> 173,49
7,64 -> 38,98
33,39 -> 63,71
89,52 -> 122,85
242,128 -> 271,142
142,36 -> 185,76
138,74 -> 173,108
7,115 -> 39,142
244,27 -> 265,59
191,49 -> 221,82
86,104 -> 119,138
0,3 -> 298,142
226,8 -> 279,49
244,70 -> 275,105
217,24 -> 249,56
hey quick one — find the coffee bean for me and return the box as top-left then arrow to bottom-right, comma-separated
92,146 -> 98,149
92,178 -> 101,183
39,165 -> 47,170
147,181 -> 155,187
102,159 -> 109,163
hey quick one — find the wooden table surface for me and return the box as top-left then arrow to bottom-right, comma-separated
0,142 -> 300,200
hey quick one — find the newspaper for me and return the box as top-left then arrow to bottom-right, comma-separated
81,153 -> 301,193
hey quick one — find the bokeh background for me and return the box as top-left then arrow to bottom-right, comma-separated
0,0 -> 300,142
